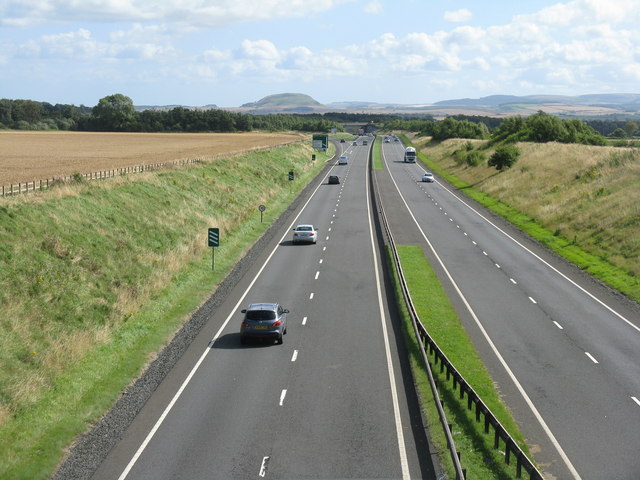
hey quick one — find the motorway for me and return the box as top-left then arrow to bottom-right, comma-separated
90,141 -> 439,479
376,139 -> 640,480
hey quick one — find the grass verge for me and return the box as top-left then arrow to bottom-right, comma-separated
387,245 -> 534,479
0,142 -> 332,479
373,135 -> 384,170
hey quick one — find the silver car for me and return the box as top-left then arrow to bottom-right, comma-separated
422,172 -> 435,183
292,224 -> 318,244
240,303 -> 288,345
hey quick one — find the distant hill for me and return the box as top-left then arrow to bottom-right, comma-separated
135,104 -> 218,112
240,93 -> 322,111
136,93 -> 640,118
434,94 -> 640,112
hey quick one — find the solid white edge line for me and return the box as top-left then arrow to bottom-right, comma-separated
117,161 -> 332,480
381,150 -> 583,480
376,146 -> 411,479
437,181 -> 640,334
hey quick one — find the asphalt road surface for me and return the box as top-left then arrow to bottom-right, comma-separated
89,140 -> 439,480
376,139 -> 640,480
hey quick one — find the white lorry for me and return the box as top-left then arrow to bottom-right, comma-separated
404,147 -> 416,163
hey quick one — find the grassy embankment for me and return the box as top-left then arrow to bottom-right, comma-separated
0,141 -> 331,479
388,245 -> 532,479
402,134 -> 640,302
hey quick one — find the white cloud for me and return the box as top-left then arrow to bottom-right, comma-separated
0,0 -> 354,28
364,1 -> 383,15
444,9 -> 472,23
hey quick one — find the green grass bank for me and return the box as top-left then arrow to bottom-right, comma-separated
0,141 -> 331,479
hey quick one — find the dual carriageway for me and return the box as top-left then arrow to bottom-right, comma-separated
87,137 -> 639,480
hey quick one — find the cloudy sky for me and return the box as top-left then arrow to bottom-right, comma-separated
1,0 -> 639,107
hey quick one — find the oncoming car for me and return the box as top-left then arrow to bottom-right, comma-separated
240,303 -> 288,345
292,224 -> 318,244
422,172 -> 435,183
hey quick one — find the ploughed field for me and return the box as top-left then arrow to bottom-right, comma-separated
0,131 -> 303,185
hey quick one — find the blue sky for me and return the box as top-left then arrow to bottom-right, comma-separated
1,0 -> 639,107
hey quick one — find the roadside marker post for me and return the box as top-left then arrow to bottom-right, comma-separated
258,204 -> 266,223
207,227 -> 219,271
288,170 -> 294,193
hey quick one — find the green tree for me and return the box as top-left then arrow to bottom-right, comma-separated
623,120 -> 638,137
488,144 -> 520,171
92,94 -> 136,131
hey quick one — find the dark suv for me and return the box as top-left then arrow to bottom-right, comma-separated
240,303 -> 288,345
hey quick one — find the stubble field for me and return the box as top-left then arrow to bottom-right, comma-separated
0,131 -> 304,185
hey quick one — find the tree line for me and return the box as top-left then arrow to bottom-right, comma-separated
2,94 -> 639,141
0,94 -> 340,133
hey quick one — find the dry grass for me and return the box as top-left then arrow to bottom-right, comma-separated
0,131 -> 303,185
421,138 -> 640,277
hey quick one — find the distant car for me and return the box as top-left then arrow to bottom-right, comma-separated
352,141 -> 357,146
363,140 -> 368,145
328,175 -> 340,184
422,172 -> 435,183
240,302 -> 288,345
384,138 -> 390,143
338,155 -> 348,165
340,139 -> 345,143
292,224 -> 318,244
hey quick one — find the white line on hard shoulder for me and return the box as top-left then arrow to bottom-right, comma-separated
553,321 -> 564,330
529,297 -> 537,304
291,350 -> 298,362
302,316 -> 307,325
437,180 -> 639,335
585,352 -> 599,364
279,389 -> 287,406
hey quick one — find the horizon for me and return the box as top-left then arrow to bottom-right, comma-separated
2,1 -> 640,108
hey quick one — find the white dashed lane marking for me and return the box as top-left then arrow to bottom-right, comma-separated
585,352 -> 599,364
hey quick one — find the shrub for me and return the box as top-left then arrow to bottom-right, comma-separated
488,144 -> 520,171
465,150 -> 486,166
